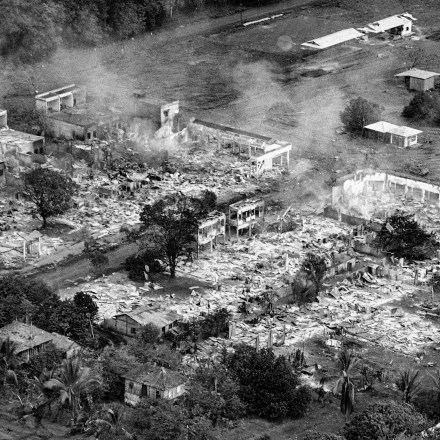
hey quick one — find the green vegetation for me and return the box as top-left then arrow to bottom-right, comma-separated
375,212 -> 437,260
340,97 -> 381,134
23,168 -> 76,228
343,401 -> 427,440
402,92 -> 440,124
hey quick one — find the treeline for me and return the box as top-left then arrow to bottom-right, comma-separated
0,0 -> 281,62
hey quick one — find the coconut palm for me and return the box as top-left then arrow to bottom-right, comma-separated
92,407 -> 126,437
334,349 -> 359,420
43,358 -> 101,422
337,349 -> 359,375
396,369 -> 423,403
0,337 -> 19,386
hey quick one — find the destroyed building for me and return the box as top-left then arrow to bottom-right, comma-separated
0,109 -> 45,184
0,321 -> 81,362
36,85 -> 122,141
188,120 -> 291,176
197,211 -> 226,253
228,198 -> 265,238
363,121 -> 422,148
123,364 -> 186,406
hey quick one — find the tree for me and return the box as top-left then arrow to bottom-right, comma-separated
23,168 -> 76,228
396,369 -> 423,404
0,0 -> 63,62
137,323 -> 161,344
73,292 -> 99,324
375,212 -> 437,260
43,357 -> 101,421
0,337 -> 18,387
401,46 -> 436,70
340,97 -> 381,134
225,344 -> 311,419
139,193 -> 205,278
402,92 -> 440,124
334,349 -> 359,420
343,401 -> 427,440
0,274 -> 58,327
86,250 -> 109,277
292,253 -> 327,304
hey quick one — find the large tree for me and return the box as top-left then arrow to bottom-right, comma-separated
225,344 -> 311,419
23,168 -> 76,228
340,97 -> 381,134
375,212 -> 437,260
139,193 -> 208,278
402,92 -> 440,124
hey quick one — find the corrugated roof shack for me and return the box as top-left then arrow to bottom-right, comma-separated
395,69 -> 440,92
363,121 -> 422,148
0,321 -> 81,362
197,211 -> 226,253
104,308 -> 181,337
228,198 -> 265,238
123,364 -> 186,406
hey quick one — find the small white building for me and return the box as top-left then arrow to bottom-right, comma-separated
360,13 -> 416,37
395,69 -> 440,92
364,121 -> 422,148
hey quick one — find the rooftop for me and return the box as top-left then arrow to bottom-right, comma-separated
230,198 -> 264,210
124,364 -> 185,390
0,128 -> 44,149
0,322 -> 53,354
192,119 -> 272,142
363,13 -> 416,34
48,105 -> 119,128
35,84 -> 80,101
301,28 -> 364,50
387,125 -> 423,137
364,121 -> 399,133
0,321 -> 80,355
395,68 -> 440,80
115,308 -> 182,328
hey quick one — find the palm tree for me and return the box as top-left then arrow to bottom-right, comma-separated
43,358 -> 101,422
334,349 -> 359,420
0,337 -> 18,386
93,407 -> 125,437
396,369 -> 423,403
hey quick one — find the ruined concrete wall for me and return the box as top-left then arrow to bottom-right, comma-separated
47,118 -> 86,140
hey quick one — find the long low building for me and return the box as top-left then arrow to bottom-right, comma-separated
301,28 -> 365,50
363,121 -> 422,148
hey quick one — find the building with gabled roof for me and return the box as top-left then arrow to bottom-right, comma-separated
395,68 -> 440,92
364,121 -> 422,148
301,28 -> 364,50
360,12 -> 416,37
0,321 -> 81,362
123,363 -> 186,405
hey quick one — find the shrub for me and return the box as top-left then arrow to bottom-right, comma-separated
402,92 -> 440,123
340,97 -> 381,134
343,401 -> 427,440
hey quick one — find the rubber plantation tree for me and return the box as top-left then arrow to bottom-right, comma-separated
139,193 -> 206,278
23,168 -> 76,228
340,97 -> 381,134
375,212 -> 437,260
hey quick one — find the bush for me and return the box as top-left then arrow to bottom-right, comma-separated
402,92 -> 440,123
343,401 -> 427,440
125,251 -> 164,281
340,97 -> 381,134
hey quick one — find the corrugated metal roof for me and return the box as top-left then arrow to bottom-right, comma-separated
124,364 -> 185,391
301,28 -> 364,49
395,68 -> 440,80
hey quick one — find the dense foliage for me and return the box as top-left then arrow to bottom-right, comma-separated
402,92 -> 440,124
340,97 -> 381,134
0,0 -> 279,62
343,401 -> 428,440
0,275 -> 98,345
225,344 -> 312,419
304,433 -> 345,440
23,168 -> 76,228
375,212 -> 437,260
